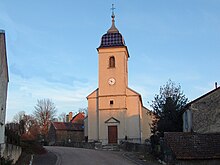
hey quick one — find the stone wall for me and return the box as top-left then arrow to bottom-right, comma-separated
54,130 -> 84,144
53,141 -> 95,149
190,88 -> 220,133
120,141 -> 151,153
176,160 -> 220,165
3,144 -> 22,164
164,132 -> 220,162
47,124 -> 56,145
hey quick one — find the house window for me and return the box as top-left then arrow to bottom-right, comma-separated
109,56 -> 115,68
184,111 -> 188,130
110,100 -> 114,105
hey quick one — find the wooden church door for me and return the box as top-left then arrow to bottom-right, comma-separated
108,126 -> 118,144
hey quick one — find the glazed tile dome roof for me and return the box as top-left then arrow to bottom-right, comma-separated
100,32 -> 125,48
99,14 -> 125,48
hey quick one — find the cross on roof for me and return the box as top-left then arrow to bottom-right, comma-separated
111,4 -> 115,16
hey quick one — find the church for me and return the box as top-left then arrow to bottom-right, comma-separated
85,10 -> 153,145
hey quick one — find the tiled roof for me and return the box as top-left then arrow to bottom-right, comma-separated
52,122 -> 83,131
99,32 -> 125,48
98,12 -> 126,48
164,132 -> 220,160
70,112 -> 85,123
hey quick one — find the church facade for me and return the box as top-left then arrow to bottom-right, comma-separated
86,12 -> 152,144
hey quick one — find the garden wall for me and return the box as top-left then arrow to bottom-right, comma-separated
3,143 -> 22,164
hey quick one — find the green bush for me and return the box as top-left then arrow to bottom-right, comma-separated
0,156 -> 13,165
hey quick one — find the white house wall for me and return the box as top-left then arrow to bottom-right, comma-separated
0,31 -> 8,155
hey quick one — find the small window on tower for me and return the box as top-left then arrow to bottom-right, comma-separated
109,56 -> 115,68
110,100 -> 114,105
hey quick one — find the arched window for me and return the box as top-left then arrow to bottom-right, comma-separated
109,56 -> 115,68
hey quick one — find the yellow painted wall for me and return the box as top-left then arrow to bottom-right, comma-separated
87,45 -> 153,144
99,109 -> 126,144
98,47 -> 128,96
141,107 -> 153,143
99,95 -> 126,110
87,90 -> 98,142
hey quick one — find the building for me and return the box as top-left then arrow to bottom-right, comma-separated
0,30 -> 9,155
183,84 -> 220,133
70,112 -> 85,124
164,132 -> 220,164
66,112 -> 72,122
47,122 -> 84,145
86,11 -> 152,145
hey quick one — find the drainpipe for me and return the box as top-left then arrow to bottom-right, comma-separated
96,89 -> 99,141
138,99 -> 142,143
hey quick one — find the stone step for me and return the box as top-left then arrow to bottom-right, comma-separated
102,144 -> 120,151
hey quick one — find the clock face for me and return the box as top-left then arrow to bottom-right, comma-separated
108,78 -> 116,85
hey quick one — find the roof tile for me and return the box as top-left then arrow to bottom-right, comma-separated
52,122 -> 83,131
164,132 -> 220,160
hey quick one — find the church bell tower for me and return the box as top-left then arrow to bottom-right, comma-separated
86,5 -> 152,145
98,7 -> 129,101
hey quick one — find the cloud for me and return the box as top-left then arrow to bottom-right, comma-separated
6,73 -> 96,122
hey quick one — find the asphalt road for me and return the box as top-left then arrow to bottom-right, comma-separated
44,146 -> 138,165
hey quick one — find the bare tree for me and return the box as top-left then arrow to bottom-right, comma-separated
33,99 -> 57,136
58,112 -> 66,122
20,114 -> 40,140
78,107 -> 88,116
12,111 -> 39,138
22,115 -> 38,134
13,111 -> 26,123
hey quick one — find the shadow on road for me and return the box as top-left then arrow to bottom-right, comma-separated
33,150 -> 57,165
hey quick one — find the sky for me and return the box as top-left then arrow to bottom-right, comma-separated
1,0 -> 220,122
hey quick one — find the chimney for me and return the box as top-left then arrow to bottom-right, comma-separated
69,112 -> 73,122
215,82 -> 218,89
66,115 -> 69,122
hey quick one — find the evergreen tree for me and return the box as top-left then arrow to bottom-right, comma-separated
151,80 -> 188,135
